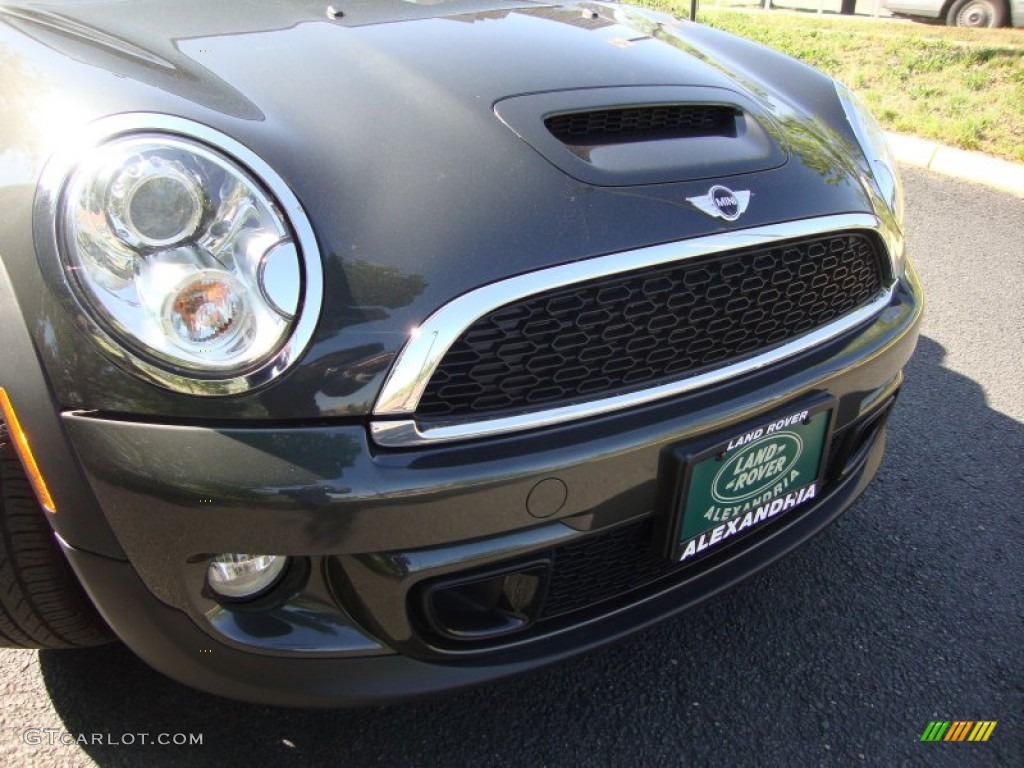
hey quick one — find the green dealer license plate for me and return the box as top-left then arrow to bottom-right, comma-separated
665,402 -> 833,563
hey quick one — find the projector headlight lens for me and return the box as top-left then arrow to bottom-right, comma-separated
49,118 -> 322,394
108,155 -> 205,248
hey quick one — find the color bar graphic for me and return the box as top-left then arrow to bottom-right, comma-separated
944,721 -> 972,741
968,722 -> 997,742
920,721 -> 950,742
920,721 -> 996,742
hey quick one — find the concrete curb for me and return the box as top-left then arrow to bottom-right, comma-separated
885,132 -> 1024,197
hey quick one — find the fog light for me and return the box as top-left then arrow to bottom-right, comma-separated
207,554 -> 287,600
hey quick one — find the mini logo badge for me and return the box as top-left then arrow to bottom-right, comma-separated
687,185 -> 751,222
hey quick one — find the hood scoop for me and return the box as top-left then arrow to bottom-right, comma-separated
545,104 -> 740,146
495,86 -> 787,187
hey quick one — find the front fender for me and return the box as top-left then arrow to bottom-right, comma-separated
0,254 -> 125,559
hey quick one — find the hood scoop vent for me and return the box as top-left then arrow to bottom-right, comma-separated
495,86 -> 787,187
545,104 -> 739,146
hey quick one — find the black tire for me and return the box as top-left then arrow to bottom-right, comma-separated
946,0 -> 1009,26
0,422 -> 112,648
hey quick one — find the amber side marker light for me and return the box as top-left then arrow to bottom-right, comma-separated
0,388 -> 57,513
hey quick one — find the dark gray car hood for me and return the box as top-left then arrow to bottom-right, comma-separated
0,0 -> 875,420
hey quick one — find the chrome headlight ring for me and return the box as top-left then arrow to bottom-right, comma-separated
34,114 -> 323,396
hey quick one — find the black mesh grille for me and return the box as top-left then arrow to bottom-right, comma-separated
417,233 -> 884,419
545,105 -> 737,144
542,518 -> 671,619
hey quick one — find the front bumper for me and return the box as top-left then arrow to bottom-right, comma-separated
59,264 -> 922,707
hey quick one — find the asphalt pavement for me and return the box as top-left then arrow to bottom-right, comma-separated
1,167 -> 1021,767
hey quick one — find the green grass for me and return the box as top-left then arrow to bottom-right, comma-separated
639,5 -> 1024,162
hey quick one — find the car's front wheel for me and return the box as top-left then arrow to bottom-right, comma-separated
0,422 -> 112,649
946,0 -> 1009,26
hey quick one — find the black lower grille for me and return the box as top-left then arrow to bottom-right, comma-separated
537,406 -> 892,621
407,399 -> 894,646
542,518 -> 671,619
417,232 -> 885,419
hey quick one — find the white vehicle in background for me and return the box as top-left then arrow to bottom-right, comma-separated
883,0 -> 1023,27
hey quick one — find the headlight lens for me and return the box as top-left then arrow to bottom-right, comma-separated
51,119 -> 322,394
835,82 -> 904,227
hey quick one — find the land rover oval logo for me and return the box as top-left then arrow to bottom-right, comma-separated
711,432 -> 803,504
686,185 -> 752,222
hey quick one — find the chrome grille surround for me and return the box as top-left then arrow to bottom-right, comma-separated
371,214 -> 901,447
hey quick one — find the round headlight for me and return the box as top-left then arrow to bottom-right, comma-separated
42,116 -> 323,394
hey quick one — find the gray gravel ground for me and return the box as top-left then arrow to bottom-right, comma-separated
1,167 -> 1021,767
